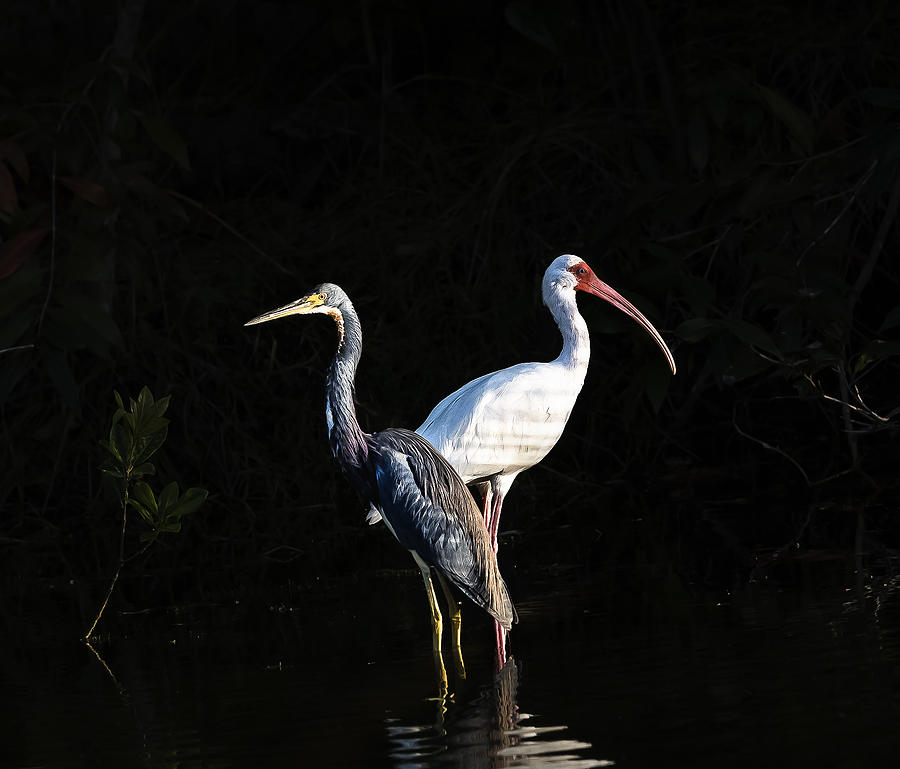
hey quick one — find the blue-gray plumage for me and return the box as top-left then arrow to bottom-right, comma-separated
245,283 -> 515,661
373,430 -> 513,625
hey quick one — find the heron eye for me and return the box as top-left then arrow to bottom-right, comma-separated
577,267 -> 586,275
318,293 -> 327,301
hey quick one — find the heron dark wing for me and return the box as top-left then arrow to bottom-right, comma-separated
371,429 -> 514,629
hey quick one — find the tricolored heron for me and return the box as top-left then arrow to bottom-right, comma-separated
245,283 -> 516,680
373,255 -> 676,650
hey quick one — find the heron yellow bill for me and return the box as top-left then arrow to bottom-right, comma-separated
244,291 -> 328,326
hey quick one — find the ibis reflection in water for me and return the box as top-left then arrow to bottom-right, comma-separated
245,283 -> 516,688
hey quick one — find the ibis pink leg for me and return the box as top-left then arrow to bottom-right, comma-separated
484,482 -> 508,667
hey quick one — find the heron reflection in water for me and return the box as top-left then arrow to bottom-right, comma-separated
385,656 -> 605,768
245,283 -> 516,690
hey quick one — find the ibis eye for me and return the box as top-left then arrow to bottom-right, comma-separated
577,267 -> 586,275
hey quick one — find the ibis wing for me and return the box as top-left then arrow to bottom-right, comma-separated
418,362 -> 580,483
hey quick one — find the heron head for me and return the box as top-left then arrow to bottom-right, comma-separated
244,282 -> 349,327
544,254 -> 677,375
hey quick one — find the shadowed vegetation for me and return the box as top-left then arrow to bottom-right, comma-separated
1,0 -> 898,637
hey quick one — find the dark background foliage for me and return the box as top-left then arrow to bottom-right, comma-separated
2,0 -> 899,637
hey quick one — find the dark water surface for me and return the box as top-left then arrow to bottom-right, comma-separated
3,556 -> 899,768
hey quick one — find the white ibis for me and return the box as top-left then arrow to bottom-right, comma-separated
364,254 -> 675,658
402,254 -> 677,552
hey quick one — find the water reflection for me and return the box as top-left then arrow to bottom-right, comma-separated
3,558 -> 899,768
386,657 -> 609,768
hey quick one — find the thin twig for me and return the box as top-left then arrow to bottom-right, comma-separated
84,489 -> 130,640
83,639 -> 126,693
760,135 -> 867,168
37,56 -> 105,340
749,506 -> 813,583
802,373 -> 890,424
165,189 -> 291,274
0,344 -> 35,356
732,406 -> 810,485
36,151 -> 57,338
796,159 -> 877,267
83,561 -> 122,640
851,165 -> 900,307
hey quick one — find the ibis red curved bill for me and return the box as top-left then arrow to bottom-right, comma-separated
570,262 -> 676,375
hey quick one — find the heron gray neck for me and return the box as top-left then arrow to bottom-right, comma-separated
325,302 -> 369,472
549,289 -> 591,372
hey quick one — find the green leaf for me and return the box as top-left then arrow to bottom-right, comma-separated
155,393 -> 171,418
880,305 -> 900,332
133,462 -> 156,477
110,422 -> 132,466
136,411 -> 170,435
858,87 -> 900,109
675,318 -> 718,343
130,481 -> 158,524
56,290 -> 123,350
722,319 -> 782,358
0,229 -> 47,280
137,385 -> 154,407
157,481 -> 180,516
504,0 -> 560,53
755,84 -> 815,154
130,499 -> 154,524
134,110 -> 191,171
121,171 -> 188,220
856,339 -> 900,365
99,437 -> 122,463
132,425 -> 168,468
168,487 -> 208,519
60,176 -> 108,207
132,387 -> 171,435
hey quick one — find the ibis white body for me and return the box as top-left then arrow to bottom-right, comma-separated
406,254 -> 676,549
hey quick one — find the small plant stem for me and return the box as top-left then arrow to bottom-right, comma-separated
84,484 -> 130,640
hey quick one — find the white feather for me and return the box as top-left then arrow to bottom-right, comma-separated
417,255 -> 590,485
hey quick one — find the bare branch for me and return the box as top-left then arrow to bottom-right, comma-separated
0,344 -> 35,356
796,159 -> 877,267
732,406 -> 810,486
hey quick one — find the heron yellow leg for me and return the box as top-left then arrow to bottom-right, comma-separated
436,571 -> 466,680
411,552 -> 449,697
412,552 -> 443,651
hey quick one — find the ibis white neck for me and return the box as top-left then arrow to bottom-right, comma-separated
548,287 -> 591,373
